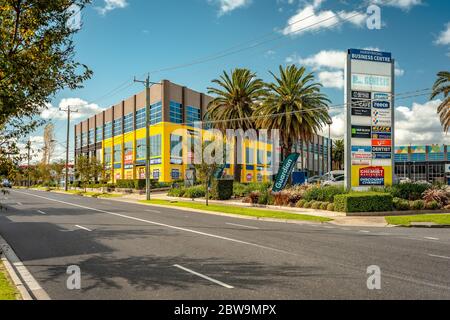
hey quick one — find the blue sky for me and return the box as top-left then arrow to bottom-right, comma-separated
33,0 -> 450,161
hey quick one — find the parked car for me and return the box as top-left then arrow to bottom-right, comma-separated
307,175 -> 325,185
322,175 -> 345,186
1,179 -> 12,188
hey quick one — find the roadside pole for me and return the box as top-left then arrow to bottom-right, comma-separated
60,106 -> 78,191
26,140 -> 31,188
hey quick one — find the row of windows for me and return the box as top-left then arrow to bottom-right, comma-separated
170,101 -> 182,124
88,129 -> 95,145
114,118 -> 123,136
186,106 -> 201,127
124,113 -> 133,133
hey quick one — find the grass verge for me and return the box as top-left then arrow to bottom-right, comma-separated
140,199 -> 332,223
0,261 -> 18,300
59,190 -> 122,198
386,214 -> 450,227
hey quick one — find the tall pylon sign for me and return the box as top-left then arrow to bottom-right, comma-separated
345,49 -> 395,190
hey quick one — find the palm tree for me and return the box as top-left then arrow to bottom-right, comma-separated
255,65 -> 331,162
205,69 -> 265,182
332,139 -> 345,170
431,71 -> 450,132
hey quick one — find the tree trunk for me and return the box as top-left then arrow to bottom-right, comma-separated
205,178 -> 209,206
233,137 -> 242,182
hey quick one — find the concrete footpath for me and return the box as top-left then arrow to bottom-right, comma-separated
109,192 -> 391,228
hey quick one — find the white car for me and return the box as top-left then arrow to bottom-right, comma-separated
322,175 -> 345,186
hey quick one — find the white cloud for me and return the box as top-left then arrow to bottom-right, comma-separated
319,112 -> 346,140
96,0 -> 128,15
41,98 -> 104,122
395,99 -> 450,146
282,0 -> 367,37
372,0 -> 422,10
210,0 -> 252,15
318,71 -> 344,89
436,22 -> 450,46
289,50 -> 346,70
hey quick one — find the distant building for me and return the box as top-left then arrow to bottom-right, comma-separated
74,80 -> 331,183
394,145 -> 450,184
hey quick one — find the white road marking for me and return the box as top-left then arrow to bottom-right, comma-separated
75,225 -> 92,232
226,223 -> 260,230
37,210 -> 46,215
174,264 -> 234,289
12,190 -> 291,255
359,230 -> 371,233
323,226 -> 335,229
428,254 -> 450,260
424,237 -> 439,241
146,209 -> 161,214
17,202 -> 23,206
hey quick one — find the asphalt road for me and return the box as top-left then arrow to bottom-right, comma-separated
1,189 -> 450,300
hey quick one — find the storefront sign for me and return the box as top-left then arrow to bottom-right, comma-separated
372,146 -> 392,153
359,166 -> 385,186
273,153 -> 300,192
351,126 -> 372,139
352,108 -> 371,117
373,101 -> 391,109
352,99 -> 371,108
373,93 -> 390,101
351,91 -> 371,100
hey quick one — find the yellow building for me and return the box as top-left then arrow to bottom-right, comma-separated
74,80 -> 276,183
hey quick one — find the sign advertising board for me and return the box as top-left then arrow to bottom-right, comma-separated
345,49 -> 394,189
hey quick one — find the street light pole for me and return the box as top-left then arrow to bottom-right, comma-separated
26,140 -> 31,188
327,119 -> 333,174
134,75 -> 161,201
60,106 -> 78,191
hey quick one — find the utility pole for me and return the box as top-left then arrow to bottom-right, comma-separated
134,75 -> 161,201
26,140 -> 31,188
60,106 -> 78,191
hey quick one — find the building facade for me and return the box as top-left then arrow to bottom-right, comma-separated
74,80 -> 332,183
395,145 -> 450,184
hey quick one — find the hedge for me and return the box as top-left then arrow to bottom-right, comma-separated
334,192 -> 393,213
390,182 -> 431,201
211,179 -> 234,200
304,186 -> 347,203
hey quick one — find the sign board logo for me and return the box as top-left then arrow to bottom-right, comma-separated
372,118 -> 392,126
359,166 -> 385,186
372,133 -> 391,140
352,74 -> 391,92
373,101 -> 390,109
349,49 -> 392,63
352,91 -> 371,100
372,126 -> 391,133
352,125 -> 372,139
352,99 -> 371,108
372,139 -> 392,147
373,93 -> 390,101
352,108 -> 371,117
372,146 -> 392,153
373,153 -> 392,160
372,109 -> 391,119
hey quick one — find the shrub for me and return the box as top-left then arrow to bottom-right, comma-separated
233,183 -> 250,198
327,203 -> 335,212
258,189 -> 274,205
303,201 -> 313,209
320,202 -> 330,210
425,200 -> 441,210
304,186 -> 347,203
247,191 -> 260,204
168,187 -> 185,198
422,187 -> 449,207
183,185 -> 206,199
211,179 -> 234,200
393,198 -> 410,211
410,200 -> 425,211
311,201 -> 321,210
273,191 -> 290,206
391,182 -> 431,201
296,199 -> 307,208
335,193 -> 393,213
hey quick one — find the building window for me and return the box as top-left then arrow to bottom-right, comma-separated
267,151 -> 272,166
104,147 -> 112,166
258,150 -> 265,165
114,118 -> 123,136
150,135 -> 162,157
81,132 -> 88,147
96,126 -> 103,142
136,138 -> 146,159
113,144 -> 122,163
171,135 -> 183,163
150,102 -> 162,125
170,101 -> 183,124
186,106 -> 201,127
104,122 -> 112,139
246,148 -> 254,165
88,129 -> 95,145
136,108 -> 146,129
124,113 -> 134,134
76,134 -> 81,149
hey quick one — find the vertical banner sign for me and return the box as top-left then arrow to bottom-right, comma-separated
345,49 -> 395,189
272,153 -> 300,193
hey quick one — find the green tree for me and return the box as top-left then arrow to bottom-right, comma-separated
255,65 -> 331,160
205,69 -> 265,182
332,139 -> 345,170
431,71 -> 450,132
0,0 -> 92,127
75,156 -> 102,192
194,141 -> 220,206
51,160 -> 66,189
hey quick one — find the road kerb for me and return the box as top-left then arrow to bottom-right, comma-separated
0,235 -> 50,300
